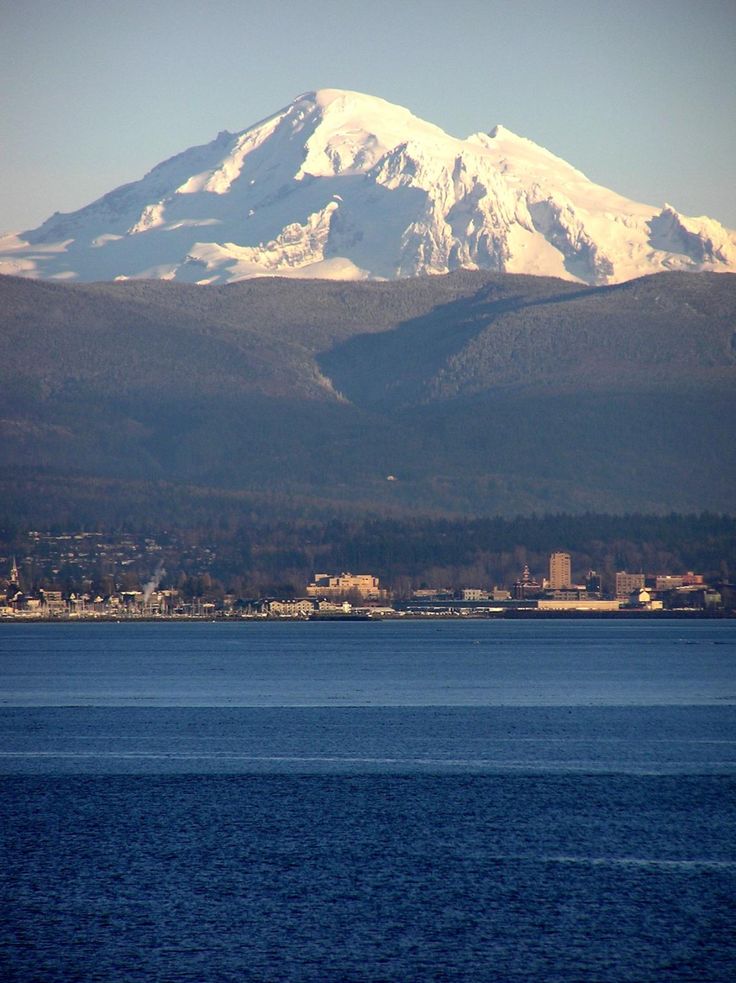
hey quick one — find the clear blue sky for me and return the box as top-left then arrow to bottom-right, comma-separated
1,0 -> 734,232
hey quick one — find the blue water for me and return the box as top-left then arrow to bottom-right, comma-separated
1,620 -> 735,980
2,619 -> 734,707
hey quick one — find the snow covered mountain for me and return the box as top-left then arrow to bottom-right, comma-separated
2,88 -> 735,285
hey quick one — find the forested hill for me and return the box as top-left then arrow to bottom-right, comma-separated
2,513 -> 734,601
1,270 -> 735,523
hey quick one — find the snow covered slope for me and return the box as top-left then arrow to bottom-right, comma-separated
2,88 -> 735,285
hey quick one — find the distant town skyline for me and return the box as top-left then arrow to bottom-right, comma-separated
2,535 -> 726,618
1,0 -> 735,234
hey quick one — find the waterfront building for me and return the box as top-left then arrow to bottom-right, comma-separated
262,598 -> 316,617
411,588 -> 453,600
40,589 -> 65,613
460,588 -> 490,601
537,599 -> 622,612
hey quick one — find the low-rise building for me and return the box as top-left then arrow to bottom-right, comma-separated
40,589 -> 66,613
615,572 -> 645,600
545,588 -> 587,601
625,588 -> 664,610
668,586 -> 722,610
491,588 -> 512,601
655,572 -> 705,591
412,588 -> 453,599
537,599 -> 622,612
316,600 -> 353,614
460,588 -> 489,601
262,598 -> 316,618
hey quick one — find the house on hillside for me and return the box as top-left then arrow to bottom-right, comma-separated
306,572 -> 386,600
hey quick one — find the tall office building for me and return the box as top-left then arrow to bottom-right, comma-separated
549,552 -> 572,590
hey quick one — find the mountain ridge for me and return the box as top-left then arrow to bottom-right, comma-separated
1,269 -> 734,520
2,89 -> 735,285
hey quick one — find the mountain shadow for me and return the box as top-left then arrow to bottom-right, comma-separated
1,270 -> 735,521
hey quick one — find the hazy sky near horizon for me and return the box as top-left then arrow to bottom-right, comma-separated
1,0 -> 735,233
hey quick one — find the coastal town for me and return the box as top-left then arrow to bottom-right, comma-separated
2,538 -> 732,620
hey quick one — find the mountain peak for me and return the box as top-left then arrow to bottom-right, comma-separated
301,88 -> 402,111
1,89 -> 734,285
487,124 -> 515,139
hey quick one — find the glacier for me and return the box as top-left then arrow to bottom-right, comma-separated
1,88 -> 735,285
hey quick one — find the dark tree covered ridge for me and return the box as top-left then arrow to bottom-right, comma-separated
1,270 -> 735,518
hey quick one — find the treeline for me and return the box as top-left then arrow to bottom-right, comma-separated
2,512 -> 733,598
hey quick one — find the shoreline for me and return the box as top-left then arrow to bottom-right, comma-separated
1,609 -> 733,624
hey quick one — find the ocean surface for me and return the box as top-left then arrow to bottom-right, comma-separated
1,620 -> 735,981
